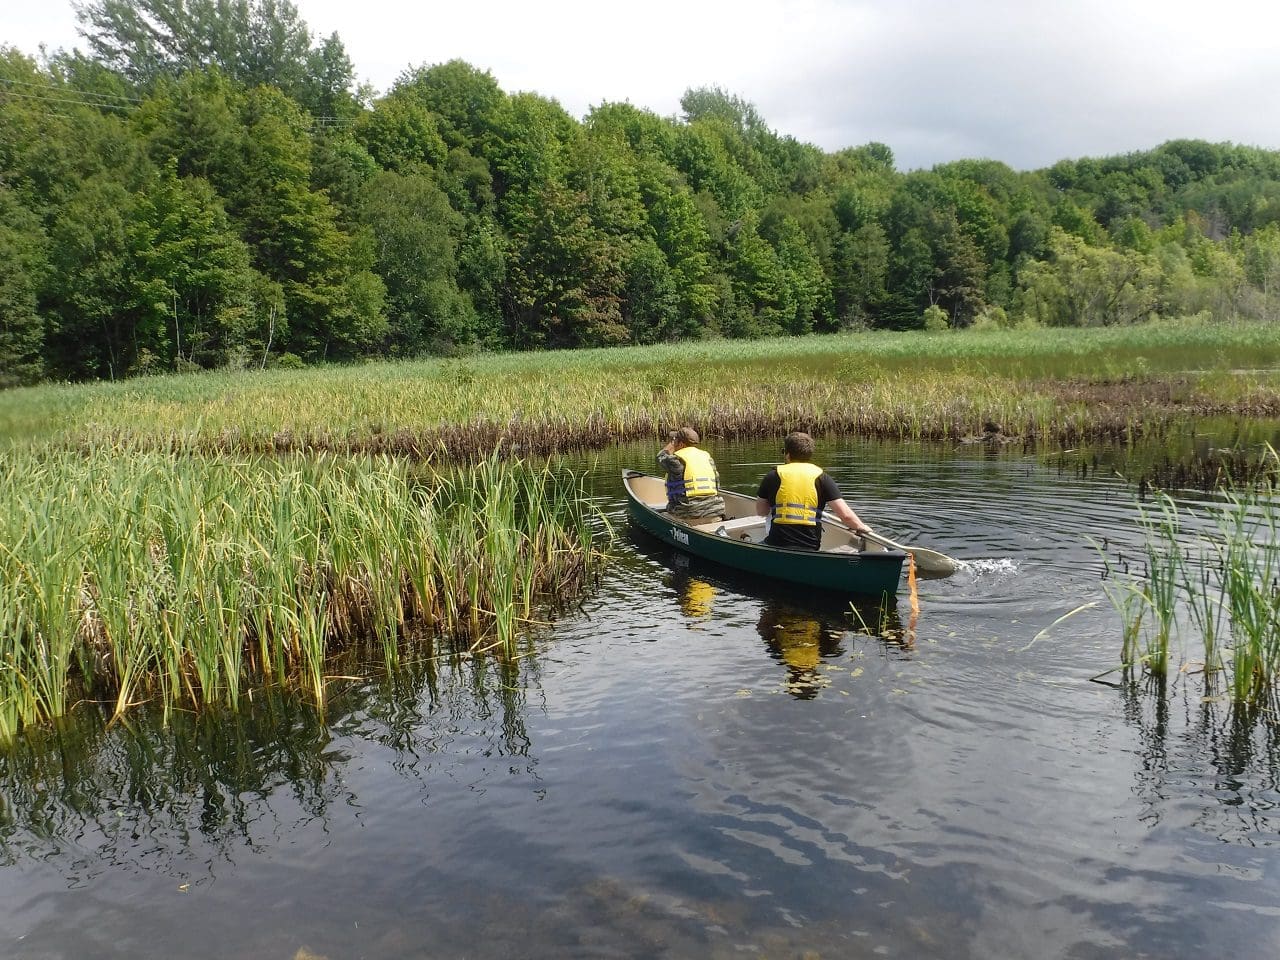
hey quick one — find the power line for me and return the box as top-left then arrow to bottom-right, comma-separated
0,89 -> 134,112
0,76 -> 144,104
0,77 -> 363,127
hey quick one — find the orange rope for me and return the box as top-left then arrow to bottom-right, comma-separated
907,553 -> 919,618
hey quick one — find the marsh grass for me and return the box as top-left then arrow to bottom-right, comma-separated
1215,483 -> 1280,704
6,323 -> 1280,738
4,322 -> 1279,456
0,447 -> 606,738
1101,448 -> 1280,708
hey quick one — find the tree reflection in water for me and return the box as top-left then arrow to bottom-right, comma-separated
0,651 -> 534,879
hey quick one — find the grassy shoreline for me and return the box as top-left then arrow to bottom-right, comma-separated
4,322 -> 1280,456
4,322 -> 1280,737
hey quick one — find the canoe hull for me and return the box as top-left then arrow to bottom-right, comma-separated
624,471 -> 905,595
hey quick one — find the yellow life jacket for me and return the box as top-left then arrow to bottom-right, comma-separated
773,461 -> 824,525
668,446 -> 718,499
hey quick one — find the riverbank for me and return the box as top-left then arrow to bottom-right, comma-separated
4,321 -> 1280,456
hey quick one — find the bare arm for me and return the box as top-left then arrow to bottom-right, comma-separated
827,498 -> 872,534
755,469 -> 779,517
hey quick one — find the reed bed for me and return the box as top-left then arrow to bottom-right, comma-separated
4,322 -> 1279,457
0,447 -> 606,739
1101,447 -> 1280,709
4,323 -> 1279,737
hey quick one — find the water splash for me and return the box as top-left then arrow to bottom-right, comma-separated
963,557 -> 1020,577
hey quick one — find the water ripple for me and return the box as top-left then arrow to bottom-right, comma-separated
3,437 -> 1279,959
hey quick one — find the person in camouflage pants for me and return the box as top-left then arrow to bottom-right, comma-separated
657,426 -> 726,521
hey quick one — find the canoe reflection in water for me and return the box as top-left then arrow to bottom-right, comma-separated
669,564 -> 907,699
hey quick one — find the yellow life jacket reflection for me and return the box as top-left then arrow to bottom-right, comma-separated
680,576 -> 717,618
756,603 -> 834,674
773,615 -> 822,671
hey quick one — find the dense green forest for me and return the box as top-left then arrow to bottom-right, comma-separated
3,0 -> 1280,387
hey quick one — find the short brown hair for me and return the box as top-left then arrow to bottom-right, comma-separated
671,426 -> 700,445
784,431 -> 814,461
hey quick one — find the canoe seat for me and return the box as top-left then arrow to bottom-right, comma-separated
717,516 -> 764,532
687,519 -> 725,532
714,516 -> 767,543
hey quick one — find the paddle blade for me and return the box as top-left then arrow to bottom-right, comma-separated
861,529 -> 962,575
906,547 -> 961,576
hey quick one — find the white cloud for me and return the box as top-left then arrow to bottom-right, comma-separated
6,0 -> 1280,170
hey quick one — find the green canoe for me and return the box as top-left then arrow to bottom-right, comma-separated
623,470 -> 906,595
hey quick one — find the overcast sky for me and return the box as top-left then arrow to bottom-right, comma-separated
7,0 -> 1280,171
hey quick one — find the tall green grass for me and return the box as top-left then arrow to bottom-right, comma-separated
1103,496 -> 1182,677
0,447 -> 607,739
4,321 -> 1278,453
1102,447 -> 1280,708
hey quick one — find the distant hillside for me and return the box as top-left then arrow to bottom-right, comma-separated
2,0 -> 1278,385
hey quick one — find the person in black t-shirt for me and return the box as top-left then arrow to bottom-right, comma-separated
754,431 -> 873,550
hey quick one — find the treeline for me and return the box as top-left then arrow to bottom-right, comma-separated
3,0 -> 1280,387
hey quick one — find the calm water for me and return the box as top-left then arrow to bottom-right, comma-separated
3,438 -> 1279,960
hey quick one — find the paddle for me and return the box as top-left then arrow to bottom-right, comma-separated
853,527 -> 962,575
